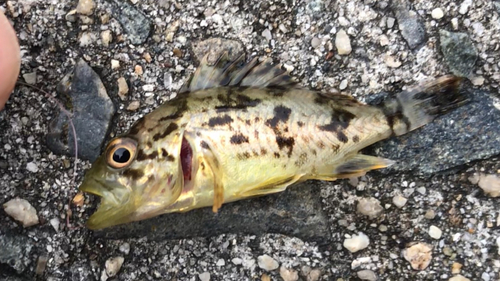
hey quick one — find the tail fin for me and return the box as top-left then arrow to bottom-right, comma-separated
382,75 -> 468,136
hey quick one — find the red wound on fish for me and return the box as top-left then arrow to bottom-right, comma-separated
181,137 -> 193,181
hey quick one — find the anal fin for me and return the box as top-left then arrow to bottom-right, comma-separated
238,175 -> 303,198
198,140 -> 225,213
333,154 -> 395,178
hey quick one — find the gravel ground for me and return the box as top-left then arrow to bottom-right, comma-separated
1,0 -> 500,280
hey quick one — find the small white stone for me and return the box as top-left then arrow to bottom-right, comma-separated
449,275 -> 471,281
403,242 -> 433,270
357,269 -> 377,281
386,17 -> 395,28
101,30 -> 112,47
119,243 -> 130,255
385,55 -> 402,68
127,101 -> 140,111
481,272 -> 490,281
216,259 -> 225,266
429,225 -> 443,239
111,59 -> 120,70
262,29 -> 272,41
392,195 -> 408,208
279,266 -> 299,281
142,84 -> 155,92
50,218 -> 60,232
451,18 -> 459,30
26,162 -> 39,173
311,37 -> 321,48
379,35 -> 389,46
199,272 -> 210,281
257,255 -> 279,271
23,72 -> 37,85
335,29 -> 351,55
425,209 -> 436,220
231,258 -> 242,265
76,0 -> 95,15
471,76 -> 485,86
343,232 -> 370,253
357,197 -> 383,218
459,0 -> 471,15
478,174 -> 500,197
431,8 -> 444,19
3,198 -> 40,227
416,187 -> 426,195
105,256 -> 124,278
339,79 -> 348,90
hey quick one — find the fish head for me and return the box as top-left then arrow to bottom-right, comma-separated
79,131 -> 183,229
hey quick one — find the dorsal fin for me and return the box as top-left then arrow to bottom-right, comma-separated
178,53 -> 297,93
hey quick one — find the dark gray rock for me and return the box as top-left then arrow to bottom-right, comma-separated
392,1 -> 426,49
110,0 -> 151,45
93,181 -> 330,243
439,30 -> 478,77
47,59 -> 115,162
368,90 -> 500,175
0,233 -> 34,274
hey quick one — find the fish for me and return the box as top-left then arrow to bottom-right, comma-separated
78,52 -> 467,229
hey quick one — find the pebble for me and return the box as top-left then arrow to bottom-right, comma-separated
134,65 -> 143,76
481,272 -> 490,281
339,79 -> 348,90
392,195 -> 408,208
343,232 -> 370,253
112,1 -> 151,44
119,243 -> 130,255
257,255 -> 279,271
384,55 -> 402,68
429,225 -> 443,239
431,8 -> 444,19
311,37 -> 321,48
335,29 -> 351,55
425,209 -> 436,219
386,17 -> 395,28
216,259 -> 225,266
127,101 -> 140,111
357,269 -> 377,281
35,255 -> 48,275
356,197 -> 383,218
262,29 -> 272,41
117,77 -> 129,100
76,0 -> 94,15
105,256 -> 124,278
459,0 -> 471,14
199,272 -> 210,281
471,76 -> 485,86
452,262 -> 463,274
3,198 -> 40,227
379,35 -> 389,46
403,242 -> 433,270
50,218 -> 60,232
261,274 -> 271,281
477,174 -> 500,197
142,84 -> 155,92
279,266 -> 299,281
392,3 -> 426,49
439,30 -> 478,77
232,258 -> 243,265
26,162 -> 39,173
101,30 -> 112,47
449,275 -> 470,281
23,72 -> 37,85
111,59 -> 120,70
307,269 -> 321,281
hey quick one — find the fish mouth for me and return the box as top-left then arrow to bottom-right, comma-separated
79,179 -> 136,230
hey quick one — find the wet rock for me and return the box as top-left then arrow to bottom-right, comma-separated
392,1 -> 426,49
47,59 -> 115,162
110,0 -> 151,45
191,37 -> 244,65
439,30 -> 478,77
3,198 -> 39,227
0,233 -> 35,274
369,90 -> 500,175
93,182 -> 330,242
403,242 -> 433,270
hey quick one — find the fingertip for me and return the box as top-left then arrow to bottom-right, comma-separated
0,10 -> 21,110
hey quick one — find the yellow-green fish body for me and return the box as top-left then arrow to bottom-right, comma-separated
79,54 -> 466,229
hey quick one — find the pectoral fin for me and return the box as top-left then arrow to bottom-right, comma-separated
333,154 -> 395,178
198,141 -> 225,213
238,175 -> 303,198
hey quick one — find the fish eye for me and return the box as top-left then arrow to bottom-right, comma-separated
106,138 -> 137,169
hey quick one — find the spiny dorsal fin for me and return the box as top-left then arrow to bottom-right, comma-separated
179,53 -> 296,94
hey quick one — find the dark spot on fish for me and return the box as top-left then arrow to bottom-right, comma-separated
230,133 -> 249,144
123,169 -> 144,181
301,135 -> 310,144
353,135 -> 360,143
243,152 -> 251,158
208,114 -> 234,127
337,131 -> 348,143
152,123 -> 179,141
200,141 -> 209,149
317,109 -> 355,133
252,150 -> 259,157
260,148 -> 267,155
297,121 -> 304,127
215,93 -> 261,112
255,117 -> 261,122
158,98 -> 189,122
166,155 -> 175,162
135,150 -> 158,161
254,130 -> 259,139
245,119 -> 251,125
274,152 -> 280,158
161,148 -> 169,158
196,132 -> 201,137
318,141 -> 325,149
312,149 -> 317,156
128,118 -> 146,135
265,105 -> 292,128
200,162 -> 205,171
237,152 -> 252,160
294,153 -> 308,167
314,97 -> 324,104
146,141 -> 153,148
276,136 -> 294,157
331,143 -> 340,152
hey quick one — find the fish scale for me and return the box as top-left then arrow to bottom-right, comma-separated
78,53 -> 467,229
